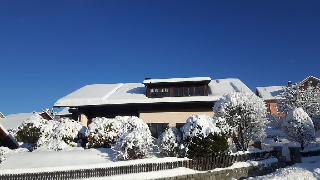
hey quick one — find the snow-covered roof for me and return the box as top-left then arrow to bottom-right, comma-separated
256,86 -> 286,100
0,112 -> 35,130
0,122 -> 19,148
56,107 -> 72,116
0,112 -> 5,118
143,77 -> 211,84
54,78 -> 253,107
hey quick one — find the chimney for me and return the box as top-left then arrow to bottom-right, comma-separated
288,81 -> 292,86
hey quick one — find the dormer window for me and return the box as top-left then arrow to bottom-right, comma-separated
143,77 -> 211,98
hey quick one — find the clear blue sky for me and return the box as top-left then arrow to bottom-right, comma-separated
1,0 -> 319,115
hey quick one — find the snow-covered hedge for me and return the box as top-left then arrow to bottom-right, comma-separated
181,115 -> 230,141
39,119 -> 86,150
15,114 -> 59,148
114,116 -> 153,160
282,108 -> 316,150
179,115 -> 231,156
158,127 -> 183,157
86,117 -> 123,148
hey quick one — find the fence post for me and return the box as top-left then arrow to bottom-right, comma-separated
272,143 -> 286,167
288,142 -> 302,164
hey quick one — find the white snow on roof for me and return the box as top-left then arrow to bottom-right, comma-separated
56,107 -> 72,116
256,86 -> 286,100
0,112 -> 35,130
0,122 -> 19,147
54,78 -> 253,107
143,77 -> 211,84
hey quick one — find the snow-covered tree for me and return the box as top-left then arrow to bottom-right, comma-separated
213,92 -> 267,151
158,127 -> 183,157
114,116 -> 153,160
277,82 -> 320,118
15,114 -> 59,148
39,119 -> 86,150
282,108 -> 316,150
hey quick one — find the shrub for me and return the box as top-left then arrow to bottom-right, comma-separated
187,132 -> 229,159
86,117 -> 123,148
180,115 -> 231,154
158,127 -> 183,157
40,119 -> 86,150
114,116 -> 153,160
15,114 -> 58,148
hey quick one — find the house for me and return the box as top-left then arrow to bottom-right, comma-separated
256,75 -> 320,116
54,77 -> 253,137
0,112 -> 5,118
255,85 -> 286,116
0,122 -> 19,149
55,107 -> 77,121
0,112 -> 35,130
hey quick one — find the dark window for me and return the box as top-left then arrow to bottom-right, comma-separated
184,87 -> 193,96
195,86 -> 204,96
150,88 -> 160,98
160,88 -> 169,97
148,123 -> 169,138
174,87 -> 183,97
176,123 -> 186,131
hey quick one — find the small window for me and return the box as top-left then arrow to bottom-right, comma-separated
184,87 -> 193,96
176,123 -> 186,131
150,88 -> 160,98
174,87 -> 183,97
148,123 -> 169,138
195,86 -> 204,96
160,88 -> 169,97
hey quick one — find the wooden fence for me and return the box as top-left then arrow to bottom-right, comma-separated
301,149 -> 320,157
190,150 -> 275,171
0,150 -> 275,180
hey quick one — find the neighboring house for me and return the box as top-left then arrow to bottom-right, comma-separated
255,85 -> 286,116
54,77 -> 253,137
55,107 -> 77,121
0,112 -> 35,130
0,112 -> 5,118
0,122 -> 19,149
256,75 -> 320,116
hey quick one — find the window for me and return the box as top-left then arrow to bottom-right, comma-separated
184,87 -> 193,96
150,88 -> 160,98
195,86 -> 204,96
174,87 -> 183,97
160,88 -> 169,97
176,123 -> 186,130
148,123 -> 169,138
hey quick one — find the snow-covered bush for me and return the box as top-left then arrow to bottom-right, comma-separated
180,115 -> 231,156
86,117 -> 123,148
158,127 -> 183,157
213,92 -> 267,151
40,119 -> 86,150
114,116 -> 153,160
15,114 -> 59,148
187,132 -> 229,159
282,108 -> 316,150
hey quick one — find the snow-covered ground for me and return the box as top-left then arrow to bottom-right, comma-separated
0,148 -> 187,174
246,156 -> 320,180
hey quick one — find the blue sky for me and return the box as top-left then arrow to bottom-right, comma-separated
1,0 -> 320,115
